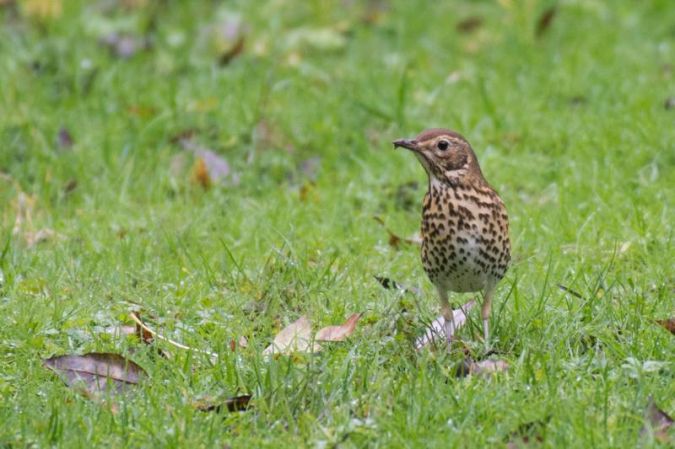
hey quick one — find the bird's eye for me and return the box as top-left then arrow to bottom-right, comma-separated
437,140 -> 449,151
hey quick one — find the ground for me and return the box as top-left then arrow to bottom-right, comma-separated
0,0 -> 673,447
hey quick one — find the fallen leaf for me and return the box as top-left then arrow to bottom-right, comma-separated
316,313 -> 362,342
100,33 -> 150,59
374,276 -> 421,296
655,318 -> 675,335
43,353 -> 146,396
456,359 -> 510,377
456,16 -> 483,34
178,136 -> 237,187
229,336 -> 248,352
535,6 -> 557,38
263,316 -> 319,355
23,228 -> 57,247
194,395 -> 252,413
640,396 -> 673,444
219,35 -> 245,66
129,312 -> 217,362
63,179 -> 78,194
100,325 -> 137,337
192,158 -> 211,189
373,216 -> 421,249
57,127 -> 74,149
415,300 -> 476,349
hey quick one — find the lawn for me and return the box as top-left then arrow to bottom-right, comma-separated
0,0 -> 673,447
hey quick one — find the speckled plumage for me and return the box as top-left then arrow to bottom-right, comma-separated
394,129 -> 510,346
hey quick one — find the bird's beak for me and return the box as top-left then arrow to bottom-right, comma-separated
393,138 -> 419,151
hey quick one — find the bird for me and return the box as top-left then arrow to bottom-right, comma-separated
393,128 -> 510,348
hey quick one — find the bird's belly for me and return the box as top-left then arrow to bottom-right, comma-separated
421,228 -> 492,293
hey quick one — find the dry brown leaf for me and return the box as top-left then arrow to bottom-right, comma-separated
229,336 -> 248,352
43,353 -> 146,397
655,318 -> 675,335
456,16 -> 483,34
100,33 -> 150,59
192,158 -> 211,189
129,312 -> 217,362
374,276 -> 421,296
219,35 -> 245,66
462,359 -> 510,377
415,300 -> 476,349
535,6 -> 557,38
194,395 -> 252,413
373,216 -> 421,249
640,396 -> 673,444
315,313 -> 362,342
263,316 -> 319,355
57,127 -> 74,149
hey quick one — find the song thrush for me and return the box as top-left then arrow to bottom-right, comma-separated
394,129 -> 510,347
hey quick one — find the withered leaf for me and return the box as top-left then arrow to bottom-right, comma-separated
373,216 -> 421,249
456,358 -> 510,378
655,318 -> 675,335
100,33 -> 150,59
415,300 -> 476,349
195,395 -> 252,413
43,353 -> 146,396
315,313 -> 362,342
456,16 -> 483,34
263,315 -> 320,355
57,127 -> 74,149
129,312 -> 216,361
374,276 -> 421,296
535,6 -> 557,38
219,35 -> 245,66
640,396 -> 673,443
192,158 -> 212,189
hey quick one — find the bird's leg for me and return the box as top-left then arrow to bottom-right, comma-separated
438,287 -> 455,346
481,286 -> 495,350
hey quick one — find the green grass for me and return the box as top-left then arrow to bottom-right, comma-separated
1,0 -> 674,447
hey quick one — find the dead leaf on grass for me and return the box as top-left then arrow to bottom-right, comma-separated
415,300 -> 476,350
129,311 -> 217,362
316,313 -> 362,342
640,396 -> 673,444
263,315 -> 319,356
456,16 -> 483,34
57,127 -> 74,149
373,216 -> 422,249
100,32 -> 150,59
535,6 -> 557,38
374,276 -> 421,296
43,353 -> 146,397
456,359 -> 510,378
655,318 -> 675,335
177,136 -> 238,188
194,394 -> 252,413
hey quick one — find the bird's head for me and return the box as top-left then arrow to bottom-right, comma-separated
393,128 -> 483,185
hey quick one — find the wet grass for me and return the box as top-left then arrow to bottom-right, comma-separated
0,0 -> 673,447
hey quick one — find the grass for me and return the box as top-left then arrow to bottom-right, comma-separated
0,0 -> 673,447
